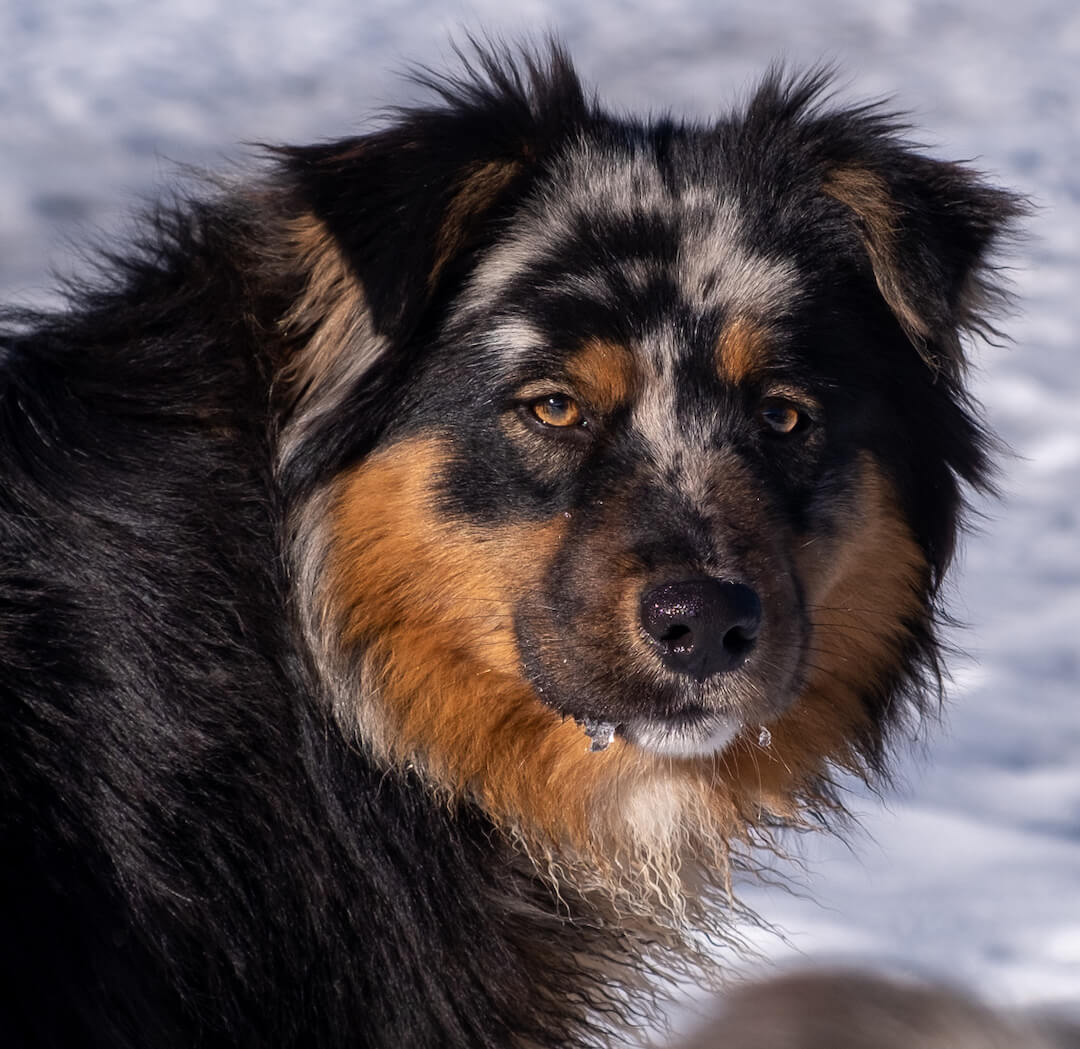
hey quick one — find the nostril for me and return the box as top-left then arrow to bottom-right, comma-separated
722,623 -> 756,658
658,623 -> 694,653
640,593 -> 698,650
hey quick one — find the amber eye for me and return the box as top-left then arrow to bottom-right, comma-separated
759,399 -> 804,435
529,394 -> 584,429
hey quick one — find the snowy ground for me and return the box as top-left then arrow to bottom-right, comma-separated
3,0 -> 1077,1033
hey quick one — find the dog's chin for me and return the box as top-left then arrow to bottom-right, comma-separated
621,712 -> 743,758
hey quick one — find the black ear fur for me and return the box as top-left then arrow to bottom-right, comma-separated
731,72 -> 1025,377
815,120 -> 1027,376
825,152 -> 1024,368
280,43 -> 590,346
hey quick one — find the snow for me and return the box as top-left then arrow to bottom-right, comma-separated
2,0 -> 1077,1028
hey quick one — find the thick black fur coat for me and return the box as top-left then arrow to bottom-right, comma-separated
0,45 -> 1021,1049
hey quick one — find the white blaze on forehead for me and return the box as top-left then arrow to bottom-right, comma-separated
631,325 -> 721,507
677,198 -> 801,315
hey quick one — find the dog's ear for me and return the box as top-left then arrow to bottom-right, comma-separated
272,45 -> 588,493
281,44 -> 588,345
819,133 -> 1026,375
740,73 -> 1024,376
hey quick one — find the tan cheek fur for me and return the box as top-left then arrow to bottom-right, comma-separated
722,455 -> 928,814
322,439 -> 925,890
325,436 -> 667,854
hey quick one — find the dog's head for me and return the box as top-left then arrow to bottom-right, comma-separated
275,46 -> 1021,884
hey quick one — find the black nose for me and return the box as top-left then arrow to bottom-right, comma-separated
639,578 -> 762,680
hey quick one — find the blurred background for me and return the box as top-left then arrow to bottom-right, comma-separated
2,0 -> 1076,1037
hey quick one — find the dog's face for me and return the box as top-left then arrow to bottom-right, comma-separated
278,52 -> 1019,874
387,145 -> 874,762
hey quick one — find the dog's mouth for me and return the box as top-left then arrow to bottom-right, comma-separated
577,707 -> 745,758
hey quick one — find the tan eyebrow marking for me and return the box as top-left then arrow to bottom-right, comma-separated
715,315 -> 771,384
564,338 -> 638,413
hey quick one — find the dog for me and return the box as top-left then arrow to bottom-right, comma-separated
0,43 -> 1022,1048
677,969 -> 1080,1049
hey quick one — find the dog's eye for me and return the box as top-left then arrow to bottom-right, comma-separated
529,394 -> 585,429
758,399 -> 806,435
